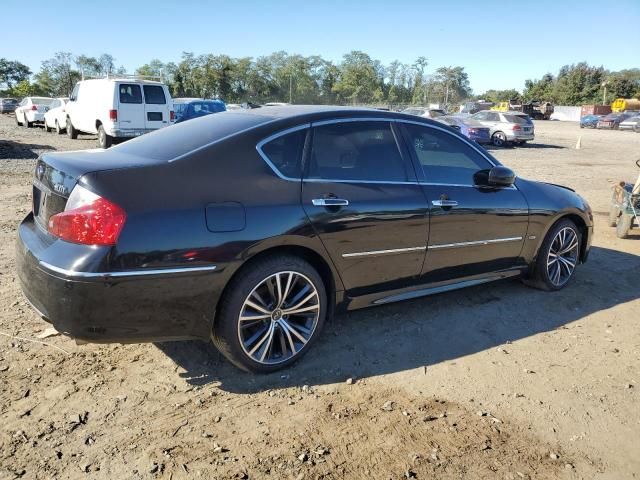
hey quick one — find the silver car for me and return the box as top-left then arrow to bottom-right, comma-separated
619,116 -> 640,132
0,98 -> 18,114
402,107 -> 446,119
471,110 -> 535,147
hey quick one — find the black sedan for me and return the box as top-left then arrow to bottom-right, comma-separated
16,106 -> 593,372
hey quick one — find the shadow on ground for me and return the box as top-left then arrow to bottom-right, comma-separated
485,142 -> 566,152
157,245 -> 640,393
0,140 -> 56,159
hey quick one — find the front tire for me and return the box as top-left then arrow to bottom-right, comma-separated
97,124 -> 113,149
66,118 -> 78,139
492,131 -> 507,147
616,214 -> 632,239
524,219 -> 581,291
212,255 -> 327,373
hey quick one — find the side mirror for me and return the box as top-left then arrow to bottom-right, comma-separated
474,166 -> 516,188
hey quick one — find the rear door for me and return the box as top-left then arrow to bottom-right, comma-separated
301,119 -> 429,295
116,83 -> 145,133
142,84 -> 169,130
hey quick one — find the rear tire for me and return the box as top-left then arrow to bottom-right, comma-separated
15,113 -> 21,126
97,124 -> 113,149
55,120 -> 63,134
608,205 -> 620,227
24,115 -> 32,128
616,214 -> 632,239
44,119 -> 51,132
492,131 -> 507,147
66,118 -> 78,139
523,218 -> 581,291
212,254 -> 327,373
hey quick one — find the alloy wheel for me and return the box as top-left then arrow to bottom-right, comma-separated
546,226 -> 579,287
238,271 -> 320,365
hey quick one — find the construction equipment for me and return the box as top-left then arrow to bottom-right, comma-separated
609,159 -> 640,238
611,98 -> 640,113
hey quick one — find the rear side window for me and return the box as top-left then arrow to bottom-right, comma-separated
486,112 -> 500,121
143,85 -> 166,105
119,84 -> 142,104
403,124 -> 492,185
260,128 -> 307,179
308,121 -> 409,182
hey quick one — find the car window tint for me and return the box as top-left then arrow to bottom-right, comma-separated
504,114 -> 529,124
473,112 -> 487,120
119,84 -> 142,104
260,128 -> 307,179
404,124 -> 492,185
487,112 -> 500,121
143,85 -> 166,105
308,121 -> 408,182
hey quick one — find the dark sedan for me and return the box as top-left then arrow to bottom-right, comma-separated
435,115 -> 491,144
16,106 -> 593,372
0,97 -> 18,113
596,112 -> 634,129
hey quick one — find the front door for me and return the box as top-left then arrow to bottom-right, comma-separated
301,120 -> 429,295
399,122 -> 529,283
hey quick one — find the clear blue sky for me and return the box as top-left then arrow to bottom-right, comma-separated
3,0 -> 639,93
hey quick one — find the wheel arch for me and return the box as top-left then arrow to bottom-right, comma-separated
532,212 -> 590,265
211,241 -> 343,332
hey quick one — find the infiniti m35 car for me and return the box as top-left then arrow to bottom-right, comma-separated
17,106 -> 593,372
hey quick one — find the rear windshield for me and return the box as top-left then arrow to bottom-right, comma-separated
2,99 -> 17,104
113,111 -> 273,161
119,84 -> 142,104
504,114 -> 530,124
32,97 -> 54,105
143,85 -> 166,105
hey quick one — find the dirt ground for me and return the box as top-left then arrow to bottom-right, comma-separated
0,114 -> 639,480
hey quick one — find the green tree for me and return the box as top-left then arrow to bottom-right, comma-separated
39,52 -> 81,96
0,58 -> 31,91
333,51 -> 382,104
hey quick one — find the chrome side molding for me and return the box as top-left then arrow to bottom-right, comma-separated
428,236 -> 523,250
38,261 -> 217,279
342,246 -> 426,258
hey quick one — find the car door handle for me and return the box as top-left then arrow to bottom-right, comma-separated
432,199 -> 458,207
312,198 -> 349,207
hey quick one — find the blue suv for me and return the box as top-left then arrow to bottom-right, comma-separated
173,98 -> 226,123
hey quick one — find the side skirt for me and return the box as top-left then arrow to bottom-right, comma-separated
342,268 -> 525,311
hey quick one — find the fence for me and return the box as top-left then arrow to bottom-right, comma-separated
550,106 -> 582,122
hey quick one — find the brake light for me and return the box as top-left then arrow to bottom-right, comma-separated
109,109 -> 117,121
170,110 -> 175,121
512,124 -> 522,131
48,185 -> 126,246
32,105 -> 38,111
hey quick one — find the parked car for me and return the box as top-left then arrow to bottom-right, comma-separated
402,107 -> 446,119
65,77 -> 174,148
596,112 -> 634,130
173,98 -> 226,123
471,110 -> 535,146
435,116 -> 491,144
618,116 -> 640,132
580,114 -> 603,129
0,98 -> 18,113
16,106 -> 593,373
14,97 -> 54,127
43,98 -> 69,134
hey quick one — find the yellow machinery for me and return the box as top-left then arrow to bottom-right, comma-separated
490,102 -> 509,111
611,98 -> 640,112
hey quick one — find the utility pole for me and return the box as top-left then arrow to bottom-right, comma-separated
601,81 -> 608,106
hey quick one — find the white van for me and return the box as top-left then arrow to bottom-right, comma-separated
65,77 -> 174,148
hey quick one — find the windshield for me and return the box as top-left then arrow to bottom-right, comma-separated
504,114 -> 531,124
32,97 -> 54,106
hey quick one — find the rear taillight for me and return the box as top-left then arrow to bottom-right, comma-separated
31,105 -> 38,111
48,185 -> 126,246
109,109 -> 117,121
170,110 -> 175,121
512,124 -> 522,131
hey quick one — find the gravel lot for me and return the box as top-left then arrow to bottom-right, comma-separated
1,114 -> 639,480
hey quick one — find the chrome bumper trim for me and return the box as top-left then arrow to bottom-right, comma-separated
38,261 -> 217,279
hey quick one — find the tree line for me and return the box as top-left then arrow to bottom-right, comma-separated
1,53 -> 639,108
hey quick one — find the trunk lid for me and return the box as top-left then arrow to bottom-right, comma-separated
32,149 -> 160,228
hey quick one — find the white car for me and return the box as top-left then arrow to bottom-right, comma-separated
43,98 -> 69,134
65,77 -> 174,148
401,106 -> 446,119
14,97 -> 54,128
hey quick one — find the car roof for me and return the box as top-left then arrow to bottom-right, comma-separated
173,98 -> 225,104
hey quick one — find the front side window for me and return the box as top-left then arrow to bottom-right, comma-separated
119,84 -> 142,104
143,85 -> 166,105
308,121 -> 409,182
487,112 -> 500,121
260,128 -> 307,179
403,124 -> 493,185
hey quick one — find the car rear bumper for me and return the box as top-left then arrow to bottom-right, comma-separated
506,133 -> 534,141
16,213 -> 220,343
109,128 -> 159,138
28,112 -> 45,122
